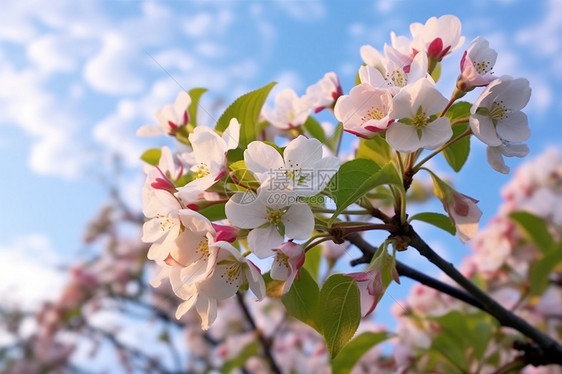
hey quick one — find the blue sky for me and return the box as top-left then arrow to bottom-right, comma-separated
1,0 -> 561,315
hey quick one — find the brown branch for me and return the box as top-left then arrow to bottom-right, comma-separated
346,233 -> 484,310
236,292 -> 281,374
407,227 -> 562,367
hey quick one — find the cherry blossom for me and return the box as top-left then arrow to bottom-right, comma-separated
334,83 -> 393,138
430,170 -> 482,243
142,146 -> 184,218
303,72 -> 343,112
263,88 -> 311,130
386,78 -> 452,152
359,45 -> 428,93
244,135 -> 339,196
470,76 -> 531,147
176,119 -> 240,202
410,15 -> 465,61
349,248 -> 399,317
225,187 -> 314,258
198,241 -> 265,302
137,91 -> 191,137
457,36 -> 497,91
270,242 -> 305,293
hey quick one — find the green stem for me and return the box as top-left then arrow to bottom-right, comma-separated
304,237 -> 333,252
413,128 -> 472,172
311,207 -> 371,215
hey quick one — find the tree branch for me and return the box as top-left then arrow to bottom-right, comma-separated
407,228 -> 562,367
235,293 -> 281,374
346,233 -> 484,310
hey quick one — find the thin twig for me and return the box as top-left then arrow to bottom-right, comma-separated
235,293 -> 282,374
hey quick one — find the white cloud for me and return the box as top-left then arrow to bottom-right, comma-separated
181,9 -> 234,38
0,234 -> 66,310
84,33 -> 145,95
27,32 -> 97,74
0,58 -> 87,178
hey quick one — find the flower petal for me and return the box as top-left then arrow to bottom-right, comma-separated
225,193 -> 268,229
386,122 -> 421,153
283,203 -> 314,240
248,226 -> 283,258
495,111 -> 530,143
244,141 -> 284,183
420,117 -> 452,150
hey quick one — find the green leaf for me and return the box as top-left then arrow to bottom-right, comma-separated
331,332 -> 389,374
220,341 -> 259,374
198,204 -> 226,221
263,272 -> 285,298
215,82 -> 276,148
326,123 -> 343,154
410,212 -> 456,236
510,211 -> 554,254
187,87 -> 207,128
529,242 -> 562,295
302,244 -> 322,281
356,135 -> 393,167
445,101 -> 471,123
282,268 -> 321,332
428,311 -> 496,371
303,116 -> 326,143
140,148 -> 162,166
319,274 -> 361,358
328,160 -> 402,225
429,311 -> 470,370
442,122 -> 471,172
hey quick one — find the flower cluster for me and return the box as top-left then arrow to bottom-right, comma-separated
140,91 -> 341,327
335,14 -> 530,174
137,13 -> 534,347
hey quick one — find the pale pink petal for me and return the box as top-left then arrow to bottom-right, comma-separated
244,141 -> 284,182
283,203 -> 314,240
222,118 -> 241,150
420,117 -> 452,150
486,146 -> 510,174
495,111 -> 530,142
470,115 -> 502,146
195,294 -> 217,330
386,122 -> 421,153
248,226 -> 283,258
284,135 -> 323,170
225,193 -> 268,229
